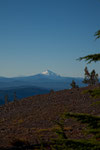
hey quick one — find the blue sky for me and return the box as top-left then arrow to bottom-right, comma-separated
0,0 -> 100,77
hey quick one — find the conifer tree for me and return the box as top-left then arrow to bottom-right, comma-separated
83,67 -> 99,85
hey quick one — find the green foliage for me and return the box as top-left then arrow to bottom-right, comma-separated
83,88 -> 100,107
49,113 -> 100,150
77,29 -> 100,64
94,30 -> 100,40
64,113 -> 100,130
89,88 -> 100,99
51,139 -> 100,150
83,88 -> 100,99
89,128 -> 100,139
54,119 -> 68,140
52,113 -> 100,150
78,53 -> 100,64
92,101 -> 100,106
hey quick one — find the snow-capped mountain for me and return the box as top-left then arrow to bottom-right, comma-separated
0,70 -> 84,90
40,70 -> 61,79
41,70 -> 59,76
0,70 -> 85,105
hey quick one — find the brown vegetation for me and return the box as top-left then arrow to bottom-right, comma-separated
0,85 -> 100,148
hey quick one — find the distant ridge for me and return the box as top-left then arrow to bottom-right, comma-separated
0,70 -> 84,90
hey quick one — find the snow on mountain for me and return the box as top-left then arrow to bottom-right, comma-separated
41,70 -> 61,77
0,70 -> 84,91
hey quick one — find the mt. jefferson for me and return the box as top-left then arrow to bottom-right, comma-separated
0,70 -> 84,90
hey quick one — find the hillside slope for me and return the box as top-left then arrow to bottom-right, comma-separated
0,86 -> 100,148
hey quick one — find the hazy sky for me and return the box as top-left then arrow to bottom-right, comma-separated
0,0 -> 100,77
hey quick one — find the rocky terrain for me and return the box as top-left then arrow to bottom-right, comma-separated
0,85 -> 100,148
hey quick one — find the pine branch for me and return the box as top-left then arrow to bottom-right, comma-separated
77,53 -> 100,63
94,30 -> 100,40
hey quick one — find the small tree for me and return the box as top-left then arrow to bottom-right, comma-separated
5,94 -> 9,105
83,67 -> 99,85
70,80 -> 79,88
14,92 -> 17,101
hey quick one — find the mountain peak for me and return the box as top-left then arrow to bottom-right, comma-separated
41,70 -> 59,77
